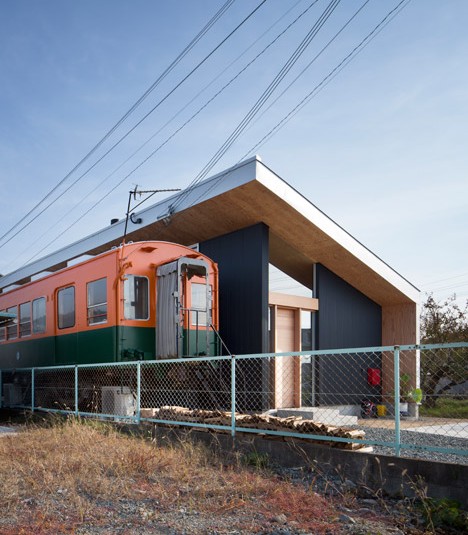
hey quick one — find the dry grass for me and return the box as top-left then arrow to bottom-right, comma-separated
0,416 -> 339,534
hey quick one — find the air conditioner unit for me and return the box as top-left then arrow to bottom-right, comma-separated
2,383 -> 23,406
101,386 -> 135,416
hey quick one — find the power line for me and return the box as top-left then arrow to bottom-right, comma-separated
11,0 -> 312,267
420,271 -> 468,288
1,0 -> 269,253
241,0 -> 413,158
182,0 -> 412,220
14,0 -> 328,267
247,0 -> 372,132
0,0 -> 236,249
426,280 -> 468,293
170,0 -> 341,214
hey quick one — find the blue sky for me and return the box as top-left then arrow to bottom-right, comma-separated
0,0 -> 467,303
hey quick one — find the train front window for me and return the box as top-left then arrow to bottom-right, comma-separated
87,278 -> 107,325
58,286 -> 75,329
191,283 -> 209,326
124,275 -> 149,320
32,297 -> 46,334
19,302 -> 31,337
6,306 -> 17,340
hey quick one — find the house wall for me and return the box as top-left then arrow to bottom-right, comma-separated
200,223 -> 269,355
200,223 -> 270,411
314,264 -> 382,405
382,302 -> 419,398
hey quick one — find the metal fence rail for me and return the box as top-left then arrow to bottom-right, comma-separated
1,343 -> 467,461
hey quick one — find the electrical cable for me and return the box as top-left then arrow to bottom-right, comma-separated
246,0 -> 372,133
9,0 -> 413,270
16,0 -> 323,265
421,272 -> 468,288
183,0 -> 414,224
170,0 -> 341,214
0,0 -> 267,251
0,0 -> 236,248
241,0 -> 413,158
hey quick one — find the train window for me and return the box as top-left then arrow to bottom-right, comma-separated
58,286 -> 75,329
19,302 -> 31,337
0,310 -> 5,342
87,278 -> 107,325
124,275 -> 149,320
6,306 -> 17,340
32,297 -> 46,334
191,283 -> 209,326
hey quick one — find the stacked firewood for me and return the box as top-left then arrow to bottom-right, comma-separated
140,406 -> 369,451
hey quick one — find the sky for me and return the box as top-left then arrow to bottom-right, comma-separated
0,0 -> 467,305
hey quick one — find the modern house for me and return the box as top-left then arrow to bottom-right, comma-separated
0,156 -> 420,410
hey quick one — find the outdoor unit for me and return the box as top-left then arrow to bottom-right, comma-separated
2,384 -> 23,406
101,386 -> 135,417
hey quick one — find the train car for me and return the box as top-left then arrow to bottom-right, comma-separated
0,241 -> 219,369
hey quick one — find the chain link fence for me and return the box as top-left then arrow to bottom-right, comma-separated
1,343 -> 467,461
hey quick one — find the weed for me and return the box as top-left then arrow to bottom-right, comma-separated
405,474 -> 468,532
241,450 -> 270,469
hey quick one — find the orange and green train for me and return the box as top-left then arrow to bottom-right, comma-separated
0,241 -> 219,368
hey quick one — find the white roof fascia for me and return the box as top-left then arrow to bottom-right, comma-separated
256,160 -> 420,303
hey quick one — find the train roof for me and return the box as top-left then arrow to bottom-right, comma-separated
0,241 -> 212,294
0,156 -> 419,306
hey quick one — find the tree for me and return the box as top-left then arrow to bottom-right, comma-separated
420,295 -> 468,407
421,294 -> 468,344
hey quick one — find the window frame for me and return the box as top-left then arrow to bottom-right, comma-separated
19,301 -> 32,338
6,305 -> 18,340
0,309 -> 6,342
32,297 -> 47,334
190,282 -> 210,327
57,286 -> 76,330
87,277 -> 108,326
123,275 -> 149,321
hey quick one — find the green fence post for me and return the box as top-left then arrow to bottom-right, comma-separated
31,368 -> 35,413
136,362 -> 141,425
394,346 -> 401,457
231,355 -> 236,438
75,366 -> 79,417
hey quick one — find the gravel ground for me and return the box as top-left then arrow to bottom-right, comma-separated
358,426 -> 468,465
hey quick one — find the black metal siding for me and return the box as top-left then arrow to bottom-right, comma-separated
315,264 -> 382,405
200,223 -> 269,355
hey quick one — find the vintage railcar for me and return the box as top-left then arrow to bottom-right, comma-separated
0,241 -> 219,369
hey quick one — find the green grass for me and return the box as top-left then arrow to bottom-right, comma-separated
419,398 -> 468,419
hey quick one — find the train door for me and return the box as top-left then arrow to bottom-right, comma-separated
156,257 -> 212,358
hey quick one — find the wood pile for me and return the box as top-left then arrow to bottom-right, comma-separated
140,406 -> 369,451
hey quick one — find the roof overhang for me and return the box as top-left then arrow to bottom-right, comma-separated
0,156 -> 419,305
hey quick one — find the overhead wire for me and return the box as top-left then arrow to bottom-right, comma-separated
420,272 -> 468,288
241,0 -> 413,158
170,0 -> 342,214
0,0 -> 236,248
183,0 -> 412,215
246,0 -> 372,132
6,0 -> 415,272
16,0 -> 315,266
0,0 -> 268,253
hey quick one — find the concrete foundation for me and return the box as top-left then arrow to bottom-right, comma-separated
150,425 -> 468,509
